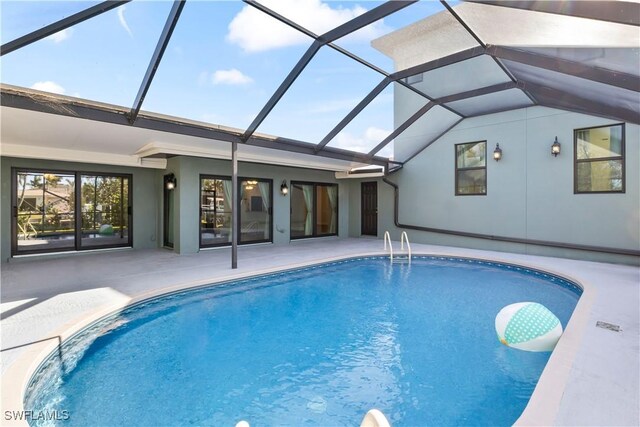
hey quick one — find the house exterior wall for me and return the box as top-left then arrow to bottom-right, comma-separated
1,156 -> 349,260
352,106 -> 639,265
0,156 -> 161,262
163,156 -> 348,254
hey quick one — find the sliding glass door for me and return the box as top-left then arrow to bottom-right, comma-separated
12,169 -> 132,255
200,176 -> 272,248
291,182 -> 338,239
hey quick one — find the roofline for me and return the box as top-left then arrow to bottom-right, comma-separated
0,85 -> 390,167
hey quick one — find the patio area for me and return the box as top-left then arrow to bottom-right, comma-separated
1,238 -> 638,426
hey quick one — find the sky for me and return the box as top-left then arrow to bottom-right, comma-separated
1,0 -> 448,158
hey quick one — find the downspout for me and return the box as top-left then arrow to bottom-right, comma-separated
381,175 -> 640,258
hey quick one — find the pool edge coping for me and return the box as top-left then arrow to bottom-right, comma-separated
2,250 -> 590,427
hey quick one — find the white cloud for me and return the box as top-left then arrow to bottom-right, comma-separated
118,6 -> 133,38
31,81 -> 66,95
212,69 -> 254,85
46,28 -> 71,43
333,126 -> 392,156
227,0 -> 390,53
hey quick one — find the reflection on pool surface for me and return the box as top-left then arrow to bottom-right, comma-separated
26,256 -> 581,426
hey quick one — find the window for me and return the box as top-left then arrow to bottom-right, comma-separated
455,141 -> 486,195
575,124 -> 625,193
199,176 -> 272,248
291,182 -> 338,238
12,169 -> 132,255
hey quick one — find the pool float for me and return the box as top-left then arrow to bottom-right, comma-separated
99,223 -> 114,235
495,302 -> 562,352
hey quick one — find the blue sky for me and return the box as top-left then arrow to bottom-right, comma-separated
1,1 -> 447,156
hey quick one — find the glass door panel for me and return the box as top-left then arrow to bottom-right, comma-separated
15,171 -> 75,253
80,175 -> 130,248
316,185 -> 338,236
291,183 -> 314,238
200,177 -> 232,247
240,179 -> 271,244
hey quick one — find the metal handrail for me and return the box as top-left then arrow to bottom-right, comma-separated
401,231 -> 412,263
383,230 -> 393,262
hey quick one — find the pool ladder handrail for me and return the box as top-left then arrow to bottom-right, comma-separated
400,231 -> 412,263
383,231 -> 393,263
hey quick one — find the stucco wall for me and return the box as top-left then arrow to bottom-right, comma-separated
370,106 -> 639,264
1,156 -> 350,260
161,157 -> 347,254
0,157 -> 160,262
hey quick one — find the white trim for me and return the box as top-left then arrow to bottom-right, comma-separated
0,143 -> 167,169
136,142 -> 361,172
10,247 -> 133,262
335,171 -> 385,179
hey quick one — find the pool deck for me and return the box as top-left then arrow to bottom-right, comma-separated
1,238 -> 639,426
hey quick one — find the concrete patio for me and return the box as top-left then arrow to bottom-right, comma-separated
1,238 -> 638,426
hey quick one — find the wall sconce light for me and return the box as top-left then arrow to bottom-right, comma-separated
165,173 -> 177,190
280,180 -> 289,196
551,136 -> 561,157
493,143 -> 503,161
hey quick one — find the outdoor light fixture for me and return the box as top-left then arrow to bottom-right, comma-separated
551,136 -> 561,157
165,173 -> 177,190
493,143 -> 502,161
280,180 -> 289,196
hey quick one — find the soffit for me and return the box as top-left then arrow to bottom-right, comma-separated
0,104 -> 370,172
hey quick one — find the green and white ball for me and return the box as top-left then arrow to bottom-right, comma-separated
99,224 -> 114,235
495,302 -> 562,352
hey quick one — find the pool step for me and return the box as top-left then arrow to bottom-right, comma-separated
392,254 -> 411,263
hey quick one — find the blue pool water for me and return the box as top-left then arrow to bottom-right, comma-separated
26,257 -> 581,426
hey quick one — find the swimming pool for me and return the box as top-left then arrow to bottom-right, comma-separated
25,256 -> 581,426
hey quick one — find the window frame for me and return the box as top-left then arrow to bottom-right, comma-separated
454,141 -> 487,196
574,123 -> 625,194
199,175 -> 273,249
290,181 -> 339,240
11,167 -> 133,256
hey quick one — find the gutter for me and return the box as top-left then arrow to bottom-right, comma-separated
381,177 -> 640,258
